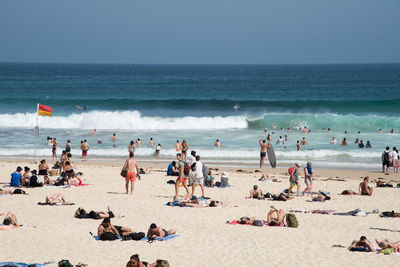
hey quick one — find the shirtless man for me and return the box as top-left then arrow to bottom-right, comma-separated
259,139 -> 269,168
98,218 -> 133,239
136,138 -> 141,147
348,236 -> 375,252
301,137 -> 308,146
122,152 -> 139,194
359,176 -> 373,196
147,223 -> 176,239
175,140 -> 181,152
214,139 -> 221,148
112,134 -> 117,148
149,138 -> 154,148
81,140 -> 89,160
267,206 -> 285,226
249,185 -> 263,199
52,138 -> 58,160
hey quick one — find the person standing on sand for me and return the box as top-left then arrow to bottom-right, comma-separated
258,139 -> 270,168
175,153 -> 189,198
302,162 -> 313,195
181,140 -> 189,162
381,146 -> 390,174
190,155 -> 205,198
52,138 -> 58,160
122,152 -> 139,194
112,133 -> 117,148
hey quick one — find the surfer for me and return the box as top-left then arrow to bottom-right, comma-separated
75,105 -> 87,110
259,139 -> 270,168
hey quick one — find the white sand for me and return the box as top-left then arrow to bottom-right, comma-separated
1,159 -> 400,266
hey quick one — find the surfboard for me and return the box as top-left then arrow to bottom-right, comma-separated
267,146 -> 276,168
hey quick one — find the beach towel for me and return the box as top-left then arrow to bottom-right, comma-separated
140,235 -> 180,241
226,220 -> 284,227
92,235 -> 122,241
205,185 -> 232,188
0,262 -> 46,267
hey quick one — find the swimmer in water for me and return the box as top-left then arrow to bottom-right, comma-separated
92,129 -> 96,136
327,128 -> 331,133
214,139 -> 221,148
111,133 -> 117,148
149,137 -> 154,148
276,136 -> 284,145
378,128 -> 382,134
330,137 -> 337,144
301,137 -> 308,146
341,138 -> 347,146
272,123 -> 276,129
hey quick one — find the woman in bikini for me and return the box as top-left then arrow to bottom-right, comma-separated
267,205 -> 285,226
181,139 -> 188,162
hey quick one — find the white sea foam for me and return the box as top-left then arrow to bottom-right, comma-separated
0,111 -> 248,130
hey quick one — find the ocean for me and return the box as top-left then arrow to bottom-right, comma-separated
0,63 -> 399,169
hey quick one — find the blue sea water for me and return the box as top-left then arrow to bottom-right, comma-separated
0,63 -> 399,169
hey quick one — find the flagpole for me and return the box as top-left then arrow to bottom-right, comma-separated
34,103 -> 39,164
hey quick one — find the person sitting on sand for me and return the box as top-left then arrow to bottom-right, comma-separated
98,217 -> 133,239
249,185 -> 263,199
267,206 -> 285,226
66,172 -> 82,186
376,238 -> 400,250
22,167 -> 31,186
1,212 -> 19,227
126,254 -> 158,267
348,236 -> 375,252
147,223 -> 176,239
204,170 -> 215,187
166,161 -> 179,176
10,166 -> 23,187
359,177 -> 373,196
340,189 -> 357,195
38,159 -> 49,175
311,191 -> 331,202
74,206 -> 120,219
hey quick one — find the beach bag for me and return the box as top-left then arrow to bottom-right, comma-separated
183,161 -> 191,176
100,232 -> 117,241
58,260 -> 73,267
215,181 -> 221,187
383,151 -> 390,162
288,167 -> 293,175
221,177 -> 229,187
49,169 -> 58,176
130,232 -> 145,240
120,167 -> 127,178
285,213 -> 298,228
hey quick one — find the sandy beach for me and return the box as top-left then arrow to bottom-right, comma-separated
1,158 -> 400,267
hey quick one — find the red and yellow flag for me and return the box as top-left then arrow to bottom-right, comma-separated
38,104 -> 53,117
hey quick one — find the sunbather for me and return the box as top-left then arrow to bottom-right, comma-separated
267,192 -> 294,201
44,193 -> 73,205
147,223 -> 176,238
126,254 -> 158,267
267,206 -> 285,226
249,185 -> 263,199
98,217 -> 133,239
311,191 -> 331,202
236,217 -> 265,226
74,206 -> 120,219
340,190 -> 357,195
1,212 -> 19,227
376,239 -> 400,250
348,236 -> 375,252
0,188 -> 25,195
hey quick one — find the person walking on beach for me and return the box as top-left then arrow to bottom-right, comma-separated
381,146 -> 390,174
190,155 -> 205,198
52,138 -> 58,160
175,153 -> 190,198
122,152 -> 139,194
302,162 -> 313,195
288,163 -> 301,196
112,133 -> 117,148
259,139 -> 269,168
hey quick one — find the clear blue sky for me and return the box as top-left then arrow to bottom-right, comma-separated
0,0 -> 399,64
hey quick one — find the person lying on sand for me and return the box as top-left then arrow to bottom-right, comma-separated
98,218 -> 133,239
249,185 -> 263,199
74,206 -> 121,219
237,217 -> 265,226
340,190 -> 357,195
267,206 -> 285,226
376,239 -> 400,250
147,223 -> 176,239
126,254 -> 166,267
348,236 -> 375,252
265,192 -> 294,201
44,193 -> 74,205
1,212 -> 19,227
0,188 -> 26,195
167,198 -> 229,208
311,191 -> 331,202
359,177 -> 373,196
